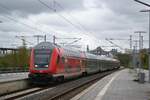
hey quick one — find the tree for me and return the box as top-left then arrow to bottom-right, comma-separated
116,53 -> 131,68
0,47 -> 29,69
17,46 -> 29,68
140,49 -> 148,69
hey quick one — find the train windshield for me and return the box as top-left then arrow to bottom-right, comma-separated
34,49 -> 52,67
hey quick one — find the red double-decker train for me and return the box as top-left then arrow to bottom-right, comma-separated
28,42 -> 120,84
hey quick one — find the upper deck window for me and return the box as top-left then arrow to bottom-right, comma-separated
34,49 -> 52,67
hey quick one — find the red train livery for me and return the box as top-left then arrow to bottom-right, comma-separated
28,42 -> 120,84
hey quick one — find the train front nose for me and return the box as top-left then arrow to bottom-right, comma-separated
28,73 -> 53,83
34,49 -> 51,69
29,48 -> 53,84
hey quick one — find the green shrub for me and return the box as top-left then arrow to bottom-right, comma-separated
0,47 -> 29,69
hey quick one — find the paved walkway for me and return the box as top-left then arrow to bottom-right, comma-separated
71,69 -> 150,100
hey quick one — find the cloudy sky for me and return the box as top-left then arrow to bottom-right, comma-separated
0,0 -> 149,51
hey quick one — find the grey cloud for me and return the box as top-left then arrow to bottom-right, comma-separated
0,0 -> 149,50
0,0 -> 84,17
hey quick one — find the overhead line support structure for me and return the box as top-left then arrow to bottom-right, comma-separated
134,31 -> 146,75
134,0 -> 150,82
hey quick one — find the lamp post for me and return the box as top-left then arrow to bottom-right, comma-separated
140,9 -> 150,82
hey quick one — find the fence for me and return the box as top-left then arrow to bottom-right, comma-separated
0,67 -> 28,74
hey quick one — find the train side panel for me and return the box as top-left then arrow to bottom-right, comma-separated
53,48 -> 84,80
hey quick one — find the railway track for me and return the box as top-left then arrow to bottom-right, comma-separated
47,69 -> 119,100
0,85 -> 54,100
0,87 -> 42,100
0,69 -> 120,100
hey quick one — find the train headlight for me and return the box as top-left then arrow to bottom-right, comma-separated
45,65 -> 48,67
65,59 -> 68,63
35,65 -> 38,67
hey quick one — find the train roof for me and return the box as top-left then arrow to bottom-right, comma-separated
34,42 -> 119,62
34,42 -> 55,49
85,53 -> 97,59
85,52 -> 119,62
100,55 -> 119,62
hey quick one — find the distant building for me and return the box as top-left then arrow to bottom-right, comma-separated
110,49 -> 118,55
89,46 -> 119,58
89,46 -> 109,56
0,48 -> 18,57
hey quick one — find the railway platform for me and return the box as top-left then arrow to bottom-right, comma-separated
71,69 -> 150,100
0,72 -> 28,82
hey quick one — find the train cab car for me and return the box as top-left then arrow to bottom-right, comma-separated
28,42 -> 58,83
28,42 -> 85,84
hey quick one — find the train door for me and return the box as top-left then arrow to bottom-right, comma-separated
80,59 -> 86,73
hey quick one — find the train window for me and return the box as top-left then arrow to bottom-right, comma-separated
62,57 -> 65,63
56,55 -> 60,64
34,49 -> 51,67
58,48 -> 60,52
67,50 -> 69,56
